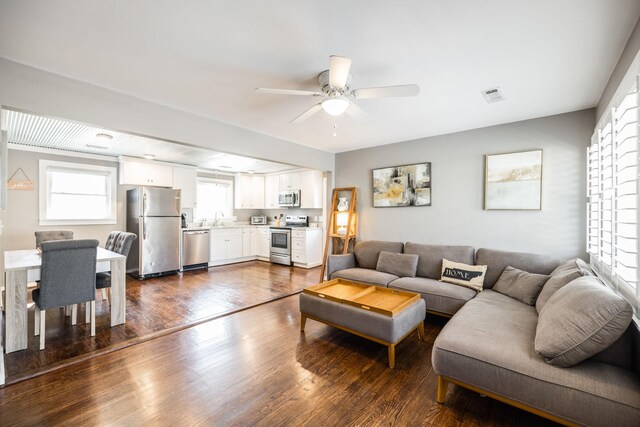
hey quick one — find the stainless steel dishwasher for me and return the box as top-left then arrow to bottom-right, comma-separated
182,229 -> 210,271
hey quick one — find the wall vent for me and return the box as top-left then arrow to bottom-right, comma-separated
482,87 -> 505,103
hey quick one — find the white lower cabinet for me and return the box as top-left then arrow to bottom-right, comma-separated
291,228 -> 323,268
209,228 -> 243,264
258,228 -> 270,258
242,227 -> 259,257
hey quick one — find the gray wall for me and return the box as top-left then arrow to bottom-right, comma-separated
597,17 -> 640,121
0,57 -> 334,173
4,149 -> 125,250
335,109 -> 594,260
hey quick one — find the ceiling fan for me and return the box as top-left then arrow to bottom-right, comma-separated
255,55 -> 420,124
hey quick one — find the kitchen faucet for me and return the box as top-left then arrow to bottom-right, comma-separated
213,210 -> 225,226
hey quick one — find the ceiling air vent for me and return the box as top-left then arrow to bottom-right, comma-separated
86,144 -> 109,150
482,87 -> 505,103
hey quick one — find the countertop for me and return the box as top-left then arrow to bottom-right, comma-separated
182,224 -> 321,231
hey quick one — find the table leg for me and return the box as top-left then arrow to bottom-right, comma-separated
388,344 -> 395,369
5,270 -> 28,353
110,258 -> 126,326
418,322 -> 425,341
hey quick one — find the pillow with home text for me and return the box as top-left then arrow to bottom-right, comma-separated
440,259 -> 487,292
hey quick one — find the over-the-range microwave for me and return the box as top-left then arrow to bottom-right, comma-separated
278,190 -> 300,207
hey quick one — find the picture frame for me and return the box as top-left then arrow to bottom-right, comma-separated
484,149 -> 542,210
372,162 -> 431,207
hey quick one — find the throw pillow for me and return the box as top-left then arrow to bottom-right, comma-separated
376,251 -> 419,278
492,266 -> 549,306
535,269 -> 583,313
534,276 -> 633,367
440,259 -> 487,292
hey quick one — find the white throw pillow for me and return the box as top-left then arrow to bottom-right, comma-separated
440,259 -> 487,292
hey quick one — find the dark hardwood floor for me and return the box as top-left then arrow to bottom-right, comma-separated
0,293 -> 556,426
3,261 -> 321,384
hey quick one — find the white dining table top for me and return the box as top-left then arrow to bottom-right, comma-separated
4,247 -> 125,271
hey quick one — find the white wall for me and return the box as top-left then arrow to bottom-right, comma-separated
335,109 -> 594,260
0,57 -> 334,173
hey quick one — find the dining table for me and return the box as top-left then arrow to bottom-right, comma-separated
3,247 -> 126,353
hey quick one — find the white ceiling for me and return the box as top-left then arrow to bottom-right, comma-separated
0,1 -> 639,153
3,110 -> 296,174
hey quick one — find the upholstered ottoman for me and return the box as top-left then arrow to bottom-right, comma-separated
299,279 -> 426,368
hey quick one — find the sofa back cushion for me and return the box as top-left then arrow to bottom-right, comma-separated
376,251 -> 419,278
475,248 -> 561,288
536,259 -> 591,313
404,242 -> 475,280
535,276 -> 633,367
353,240 -> 403,269
492,266 -> 549,306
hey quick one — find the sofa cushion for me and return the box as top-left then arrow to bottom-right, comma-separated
432,290 -> 640,426
376,251 -> 419,278
535,276 -> 634,368
404,242 -> 475,280
492,266 -> 548,306
440,259 -> 486,292
353,240 -> 403,269
475,248 -> 561,288
331,268 -> 399,286
536,270 -> 583,313
550,258 -> 593,277
389,277 -> 477,316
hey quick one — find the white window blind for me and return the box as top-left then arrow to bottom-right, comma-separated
589,76 -> 640,314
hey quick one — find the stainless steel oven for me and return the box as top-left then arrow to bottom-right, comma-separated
269,227 -> 291,265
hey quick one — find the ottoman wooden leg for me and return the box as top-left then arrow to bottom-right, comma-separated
388,344 -> 395,369
437,376 -> 448,403
418,322 -> 425,341
300,314 -> 307,332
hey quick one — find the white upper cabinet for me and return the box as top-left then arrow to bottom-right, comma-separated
264,174 -> 280,209
234,174 -> 265,209
172,166 -> 197,209
279,172 -> 301,190
300,170 -> 323,209
119,157 -> 173,187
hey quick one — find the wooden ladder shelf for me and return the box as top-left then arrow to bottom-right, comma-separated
319,187 -> 358,282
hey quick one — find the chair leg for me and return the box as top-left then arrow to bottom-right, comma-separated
65,305 -> 71,317
35,307 -> 40,336
71,304 -> 78,325
90,301 -> 96,337
85,301 -> 91,324
101,288 -> 109,302
39,310 -> 46,350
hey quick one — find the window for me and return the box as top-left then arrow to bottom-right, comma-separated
588,70 -> 640,316
39,160 -> 117,225
194,178 -> 233,221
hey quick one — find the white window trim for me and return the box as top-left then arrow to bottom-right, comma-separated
39,159 -> 117,226
194,177 -> 233,221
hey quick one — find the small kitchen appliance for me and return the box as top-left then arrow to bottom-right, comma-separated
250,215 -> 267,225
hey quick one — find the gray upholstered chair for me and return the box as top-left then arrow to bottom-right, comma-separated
96,231 -> 137,303
32,239 -> 99,350
34,230 -> 74,249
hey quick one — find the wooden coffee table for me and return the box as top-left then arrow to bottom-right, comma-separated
299,278 -> 426,368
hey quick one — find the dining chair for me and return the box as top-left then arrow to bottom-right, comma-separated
32,239 -> 99,350
96,231 -> 136,304
34,229 -> 74,249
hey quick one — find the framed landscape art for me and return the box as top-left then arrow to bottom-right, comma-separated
372,162 -> 431,207
484,149 -> 542,210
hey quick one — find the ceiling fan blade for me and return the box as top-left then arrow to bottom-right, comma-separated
329,55 -> 352,89
290,103 -> 323,124
255,88 -> 323,97
352,84 -> 420,99
344,101 -> 369,122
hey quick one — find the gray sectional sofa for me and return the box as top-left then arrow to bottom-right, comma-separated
326,240 -> 640,426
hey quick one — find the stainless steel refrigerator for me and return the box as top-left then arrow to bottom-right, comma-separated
126,187 -> 181,279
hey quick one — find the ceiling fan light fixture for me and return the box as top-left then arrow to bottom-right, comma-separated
321,97 -> 349,116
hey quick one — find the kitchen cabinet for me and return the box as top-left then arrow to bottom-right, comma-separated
264,174 -> 280,209
300,170 -> 323,209
257,228 -> 270,259
234,174 -> 265,209
119,157 -> 173,187
279,172 -> 301,191
209,228 -> 243,263
242,227 -> 258,257
172,166 -> 197,209
291,228 -> 323,267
